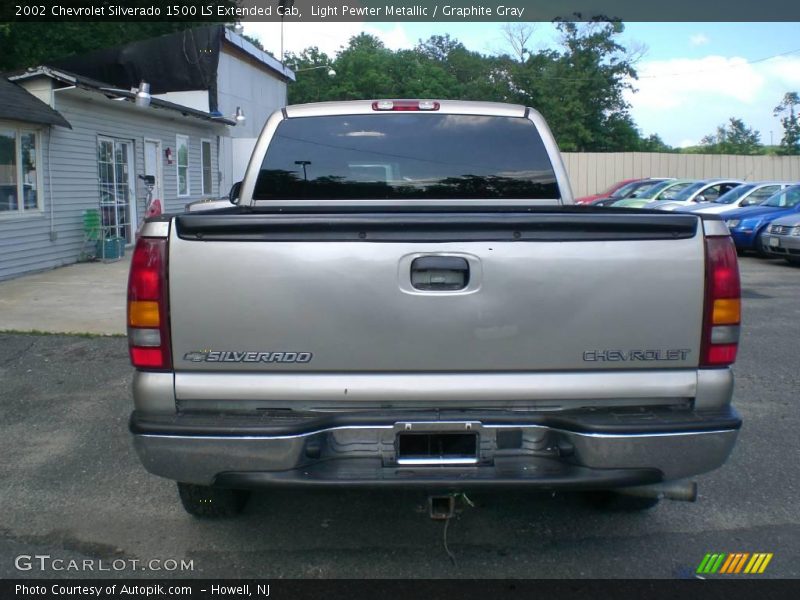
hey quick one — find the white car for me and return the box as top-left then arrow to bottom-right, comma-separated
645,179 -> 744,211
686,182 -> 795,215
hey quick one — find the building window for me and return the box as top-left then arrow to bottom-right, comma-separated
0,126 -> 41,215
201,139 -> 212,195
177,135 -> 189,196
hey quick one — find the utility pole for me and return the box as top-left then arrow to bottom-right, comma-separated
294,160 -> 311,181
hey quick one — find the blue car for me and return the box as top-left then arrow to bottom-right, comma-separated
724,184 -> 800,255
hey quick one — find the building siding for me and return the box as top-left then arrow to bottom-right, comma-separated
217,46 -> 287,139
0,89 -> 228,281
216,47 -> 288,193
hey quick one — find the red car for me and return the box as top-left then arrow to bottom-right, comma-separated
575,178 -> 643,204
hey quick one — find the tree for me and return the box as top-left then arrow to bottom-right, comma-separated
416,34 -> 510,101
288,34 -> 462,104
699,118 -> 763,155
324,34 -> 403,100
416,34 -> 463,62
286,24 -> 650,152
285,47 -> 336,103
0,22 -> 227,71
774,92 -> 800,155
639,133 -> 672,152
504,21 -> 639,151
500,23 -> 536,62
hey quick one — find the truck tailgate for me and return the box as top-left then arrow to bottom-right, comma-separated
168,211 -> 705,378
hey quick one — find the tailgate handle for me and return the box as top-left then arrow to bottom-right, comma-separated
411,256 -> 469,291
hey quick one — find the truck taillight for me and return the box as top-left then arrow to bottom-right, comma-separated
127,237 -> 171,370
700,235 -> 741,367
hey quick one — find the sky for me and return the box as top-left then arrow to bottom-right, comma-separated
243,21 -> 800,148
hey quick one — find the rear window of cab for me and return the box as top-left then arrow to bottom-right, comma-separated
254,114 -> 559,200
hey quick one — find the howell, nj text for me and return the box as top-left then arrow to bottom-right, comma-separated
210,584 -> 270,596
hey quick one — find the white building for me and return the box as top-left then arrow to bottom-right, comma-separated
1,26 -> 294,280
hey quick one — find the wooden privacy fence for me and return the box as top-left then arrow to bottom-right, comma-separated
561,152 -> 800,199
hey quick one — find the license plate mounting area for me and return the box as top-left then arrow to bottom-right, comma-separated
394,421 -> 480,466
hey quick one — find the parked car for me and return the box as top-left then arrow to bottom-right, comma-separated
612,179 -> 696,208
589,195 -> 635,207
646,179 -> 744,211
128,99 -> 742,517
578,178 -> 671,205
724,184 -> 800,255
575,178 -> 640,204
761,214 -> 800,265
680,182 -> 794,215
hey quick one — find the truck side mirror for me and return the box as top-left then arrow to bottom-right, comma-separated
229,181 -> 242,205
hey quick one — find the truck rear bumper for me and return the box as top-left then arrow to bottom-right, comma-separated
130,407 -> 740,488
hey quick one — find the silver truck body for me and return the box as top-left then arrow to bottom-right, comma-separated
130,101 -> 740,495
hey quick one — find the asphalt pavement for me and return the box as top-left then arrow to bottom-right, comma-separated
0,256 -> 798,579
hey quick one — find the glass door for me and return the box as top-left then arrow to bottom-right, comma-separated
97,137 -> 136,244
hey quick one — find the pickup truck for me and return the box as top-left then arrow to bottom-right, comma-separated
127,100 -> 742,517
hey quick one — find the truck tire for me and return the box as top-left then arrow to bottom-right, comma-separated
583,490 -> 660,511
177,482 -> 250,518
786,257 -> 800,267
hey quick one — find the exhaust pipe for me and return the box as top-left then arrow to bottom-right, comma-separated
616,480 -> 698,502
